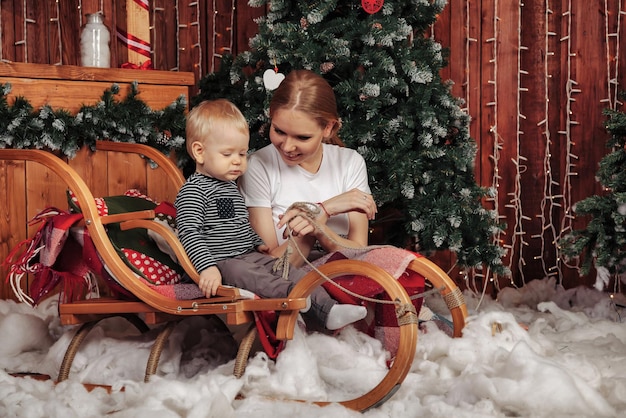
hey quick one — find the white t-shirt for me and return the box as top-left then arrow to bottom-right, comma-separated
239,143 -> 371,245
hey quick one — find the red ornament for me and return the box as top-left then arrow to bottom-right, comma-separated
362,0 -> 384,14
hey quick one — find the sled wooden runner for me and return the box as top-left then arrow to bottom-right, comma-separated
0,142 -> 467,412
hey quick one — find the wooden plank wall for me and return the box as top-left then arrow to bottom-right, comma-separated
1,1 -> 625,292
433,0 -> 626,291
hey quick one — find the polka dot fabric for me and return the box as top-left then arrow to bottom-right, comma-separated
122,248 -> 180,285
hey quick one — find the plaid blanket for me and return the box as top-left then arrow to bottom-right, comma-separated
310,249 -> 425,359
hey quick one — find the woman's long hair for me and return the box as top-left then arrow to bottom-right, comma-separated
269,69 -> 345,146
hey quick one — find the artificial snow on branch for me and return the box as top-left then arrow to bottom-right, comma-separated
0,82 -> 188,166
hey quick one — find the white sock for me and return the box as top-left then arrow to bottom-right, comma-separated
325,304 -> 367,330
300,296 -> 311,313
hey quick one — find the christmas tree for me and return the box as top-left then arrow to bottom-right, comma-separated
561,94 -> 626,289
194,0 -> 507,275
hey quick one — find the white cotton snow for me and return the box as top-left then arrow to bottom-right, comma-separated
0,279 -> 625,418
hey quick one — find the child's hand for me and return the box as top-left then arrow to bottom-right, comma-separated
198,266 -> 222,296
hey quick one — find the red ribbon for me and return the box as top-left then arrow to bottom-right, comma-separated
121,60 -> 153,70
133,0 -> 149,11
116,27 -> 151,59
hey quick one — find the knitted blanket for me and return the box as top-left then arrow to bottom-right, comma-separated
304,248 -> 424,359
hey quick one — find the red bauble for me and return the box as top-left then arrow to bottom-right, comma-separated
362,0 -> 384,14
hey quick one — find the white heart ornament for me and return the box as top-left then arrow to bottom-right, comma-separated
263,69 -> 285,91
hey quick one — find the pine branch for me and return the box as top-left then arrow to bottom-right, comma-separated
0,82 -> 187,162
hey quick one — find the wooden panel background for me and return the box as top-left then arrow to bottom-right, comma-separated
1,0 -> 626,293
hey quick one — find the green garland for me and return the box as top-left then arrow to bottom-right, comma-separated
0,81 -> 189,167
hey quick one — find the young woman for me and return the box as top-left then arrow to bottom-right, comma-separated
239,69 -> 378,266
239,70 -> 425,351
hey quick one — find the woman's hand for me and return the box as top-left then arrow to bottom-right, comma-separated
321,189 -> 377,220
277,209 -> 317,239
248,206 -> 316,267
276,199 -> 370,252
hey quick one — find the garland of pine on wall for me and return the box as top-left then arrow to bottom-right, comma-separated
0,81 -> 190,168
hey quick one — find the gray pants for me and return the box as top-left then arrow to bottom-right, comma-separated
216,251 -> 336,325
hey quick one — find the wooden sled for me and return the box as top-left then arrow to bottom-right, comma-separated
0,142 -> 467,412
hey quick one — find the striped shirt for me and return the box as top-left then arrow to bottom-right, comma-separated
174,172 -> 264,274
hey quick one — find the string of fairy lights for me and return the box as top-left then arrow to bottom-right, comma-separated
600,0 -> 624,295
1,0 -> 216,76
14,0 -> 32,62
510,0 -> 529,287
165,0 -> 202,73
485,0 -> 530,291
51,0 -> 63,65
461,0 -> 491,297
210,0 -> 236,73
483,0 -> 506,295
191,1 -> 202,75
535,0 -> 560,283
602,0 -> 624,112
557,0 -> 579,280
555,0 -> 623,295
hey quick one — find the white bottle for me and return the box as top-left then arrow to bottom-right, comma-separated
80,12 -> 111,68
